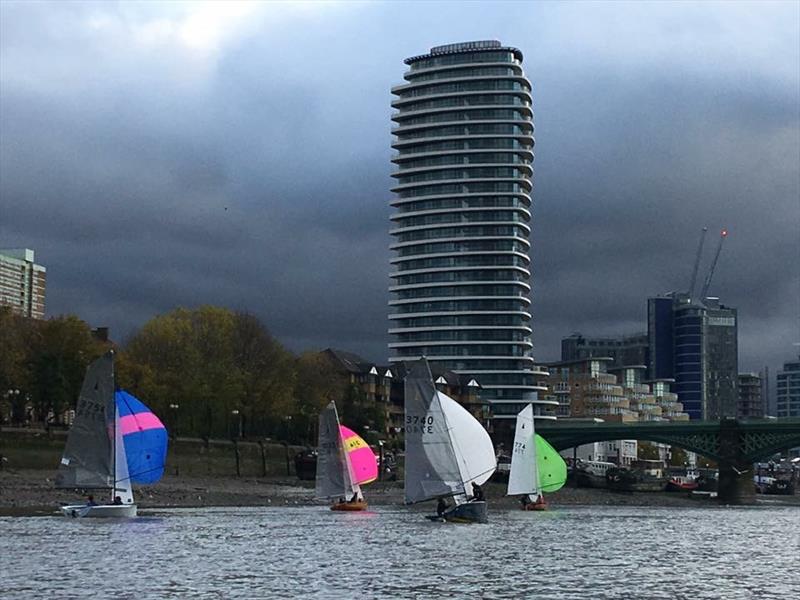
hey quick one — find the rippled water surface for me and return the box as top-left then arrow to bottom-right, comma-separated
3,505 -> 799,599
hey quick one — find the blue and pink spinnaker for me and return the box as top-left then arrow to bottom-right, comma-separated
115,390 -> 168,484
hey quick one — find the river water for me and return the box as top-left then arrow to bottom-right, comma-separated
2,505 -> 798,599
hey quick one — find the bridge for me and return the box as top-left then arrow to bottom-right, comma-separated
535,418 -> 800,504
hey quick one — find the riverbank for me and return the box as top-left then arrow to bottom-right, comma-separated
2,468 -> 798,516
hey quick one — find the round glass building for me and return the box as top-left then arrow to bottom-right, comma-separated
389,41 -> 552,428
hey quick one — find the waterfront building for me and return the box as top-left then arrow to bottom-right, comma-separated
0,248 -> 46,319
561,332 -> 649,368
389,40 -> 552,436
647,293 -> 738,420
545,358 -> 636,422
776,354 -> 800,418
321,349 -> 488,438
737,372 -> 764,418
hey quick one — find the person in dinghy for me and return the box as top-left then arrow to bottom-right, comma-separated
314,401 -> 378,511
56,351 -> 168,518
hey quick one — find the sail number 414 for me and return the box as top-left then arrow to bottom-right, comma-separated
406,415 -> 434,434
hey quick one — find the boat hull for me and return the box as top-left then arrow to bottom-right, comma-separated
522,500 -> 547,511
330,501 -> 368,512
61,504 -> 137,518
442,501 -> 488,524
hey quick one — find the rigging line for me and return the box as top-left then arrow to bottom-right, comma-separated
114,464 -> 165,484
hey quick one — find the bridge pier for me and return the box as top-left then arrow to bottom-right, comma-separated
716,418 -> 755,505
717,460 -> 756,505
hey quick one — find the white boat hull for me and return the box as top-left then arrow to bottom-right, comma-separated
60,504 -> 137,518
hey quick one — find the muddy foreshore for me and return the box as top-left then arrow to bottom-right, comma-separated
2,468 -> 798,516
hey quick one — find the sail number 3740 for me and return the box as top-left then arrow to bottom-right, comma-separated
406,415 -> 434,434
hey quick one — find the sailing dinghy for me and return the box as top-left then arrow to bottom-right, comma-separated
315,401 -> 378,511
56,351 -> 168,518
507,404 -> 567,510
404,358 -> 496,523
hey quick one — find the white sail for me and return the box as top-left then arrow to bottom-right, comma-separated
507,404 -> 539,496
113,406 -> 135,505
404,361 -> 466,504
404,358 -> 497,505
438,391 -> 497,492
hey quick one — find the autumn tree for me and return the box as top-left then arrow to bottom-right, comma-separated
119,306 -> 295,439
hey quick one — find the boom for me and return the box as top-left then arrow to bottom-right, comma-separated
700,229 -> 727,300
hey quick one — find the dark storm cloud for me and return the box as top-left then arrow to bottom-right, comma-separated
1,1 -> 798,373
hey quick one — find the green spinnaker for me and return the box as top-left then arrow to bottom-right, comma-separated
535,434 -> 567,493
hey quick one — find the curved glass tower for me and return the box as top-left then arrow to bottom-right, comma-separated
389,41 -> 550,428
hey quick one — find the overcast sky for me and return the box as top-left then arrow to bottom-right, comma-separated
1,1 -> 798,372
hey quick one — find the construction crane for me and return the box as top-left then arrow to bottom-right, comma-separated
687,227 -> 708,300
699,229 -> 728,301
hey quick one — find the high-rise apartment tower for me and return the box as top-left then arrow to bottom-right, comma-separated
389,41 -> 550,429
0,248 -> 46,319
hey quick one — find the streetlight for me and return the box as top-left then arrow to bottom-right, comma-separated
169,403 -> 180,439
231,409 -> 242,439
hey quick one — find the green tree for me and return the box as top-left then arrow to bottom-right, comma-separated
637,441 -> 661,461
119,306 -> 295,439
293,352 -> 346,444
27,315 -> 108,424
668,446 -> 689,466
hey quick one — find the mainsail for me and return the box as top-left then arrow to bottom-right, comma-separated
115,390 -> 168,484
340,425 -> 377,485
56,352 -> 116,489
507,404 -> 567,496
403,358 -> 496,504
315,401 -> 354,500
507,404 -> 538,496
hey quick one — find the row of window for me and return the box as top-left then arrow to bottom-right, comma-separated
393,314 -> 529,328
408,51 -> 517,71
396,239 -> 529,257
407,66 -> 521,83
398,152 -> 531,171
395,226 -> 528,245
396,195 -> 529,213
397,80 -> 530,99
395,269 -> 529,286
397,123 -> 532,141
395,137 -> 531,156
396,109 -> 530,128
390,299 -> 527,313
397,167 -> 530,186
398,182 -> 529,199
395,211 -> 529,228
396,285 -> 528,300
394,345 -> 531,357
395,254 -> 529,272
395,330 -> 530,343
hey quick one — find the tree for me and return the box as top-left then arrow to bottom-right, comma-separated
119,306 -> 296,439
26,315 -> 108,424
293,352 -> 346,444
637,441 -> 661,461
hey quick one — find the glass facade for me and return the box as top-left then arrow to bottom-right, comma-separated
389,41 -> 549,423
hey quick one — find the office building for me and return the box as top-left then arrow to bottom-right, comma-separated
0,248 -> 46,319
776,354 -> 800,418
389,40 -> 551,433
737,372 -> 764,418
561,332 -> 649,368
647,294 -> 738,419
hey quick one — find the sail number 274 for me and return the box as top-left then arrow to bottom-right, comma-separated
406,415 -> 434,434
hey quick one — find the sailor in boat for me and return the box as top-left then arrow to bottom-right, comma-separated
348,492 -> 362,503
520,494 -> 532,508
113,496 -> 123,505
436,497 -> 448,517
471,482 -> 485,502
86,495 -> 97,506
